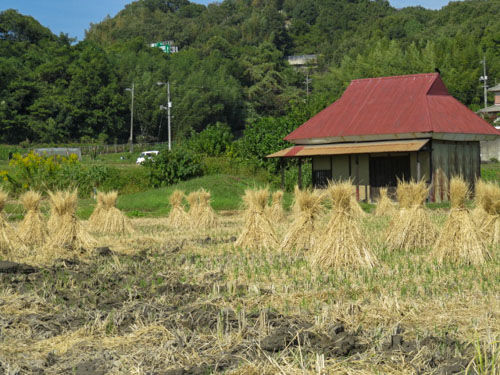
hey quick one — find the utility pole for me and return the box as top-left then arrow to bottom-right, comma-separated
125,82 -> 134,152
158,81 -> 172,151
167,81 -> 171,151
304,69 -> 312,99
480,56 -> 488,109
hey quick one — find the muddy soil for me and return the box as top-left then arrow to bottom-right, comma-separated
0,250 -> 478,374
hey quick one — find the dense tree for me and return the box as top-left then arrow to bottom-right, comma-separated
1,0 -> 499,144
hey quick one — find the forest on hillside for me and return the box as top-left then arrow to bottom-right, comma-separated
1,0 -> 500,145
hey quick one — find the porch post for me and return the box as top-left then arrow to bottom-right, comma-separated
355,155 -> 360,201
417,151 -> 421,181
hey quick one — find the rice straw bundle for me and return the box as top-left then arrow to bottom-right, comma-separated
88,192 -> 132,235
374,187 -> 396,217
197,189 -> 218,229
475,181 -> 500,246
0,189 -> 19,256
350,195 -> 366,218
17,191 -> 47,247
235,188 -> 278,250
47,190 -> 95,251
431,177 -> 489,265
279,187 -> 323,252
47,190 -> 64,235
267,190 -> 285,223
187,191 -> 201,220
101,192 -> 133,234
386,180 -> 436,251
166,190 -> 188,229
88,192 -> 106,231
310,181 -> 376,269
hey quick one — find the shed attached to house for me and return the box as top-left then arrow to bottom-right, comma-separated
268,73 -> 500,202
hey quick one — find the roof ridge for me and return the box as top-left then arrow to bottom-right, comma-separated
351,73 -> 438,83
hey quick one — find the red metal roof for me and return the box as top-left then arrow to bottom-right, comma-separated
285,73 -> 500,142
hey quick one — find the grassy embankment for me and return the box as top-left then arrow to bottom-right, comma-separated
1,147 -> 500,219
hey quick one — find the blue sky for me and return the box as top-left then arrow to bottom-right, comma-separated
1,0 -> 454,42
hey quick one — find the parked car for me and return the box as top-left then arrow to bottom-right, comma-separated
136,150 -> 159,165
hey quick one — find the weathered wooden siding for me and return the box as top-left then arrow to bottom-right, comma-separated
430,140 -> 480,202
410,151 -> 430,182
311,142 -> 479,202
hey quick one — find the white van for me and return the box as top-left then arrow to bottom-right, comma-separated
136,150 -> 159,165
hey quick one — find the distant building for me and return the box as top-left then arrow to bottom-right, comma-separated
477,82 -> 500,161
481,126 -> 500,161
150,41 -> 178,53
34,148 -> 82,160
477,82 -> 500,121
285,54 -> 317,68
268,73 -> 500,202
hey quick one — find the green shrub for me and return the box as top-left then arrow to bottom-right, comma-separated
187,122 -> 233,157
1,151 -> 109,196
144,147 -> 203,187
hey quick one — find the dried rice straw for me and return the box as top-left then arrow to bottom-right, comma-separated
431,177 -> 490,265
102,192 -> 133,234
350,195 -> 366,218
166,190 -> 188,229
374,187 -> 396,217
235,188 -> 278,250
472,180 -> 500,246
311,181 -> 376,269
386,180 -> 436,251
197,189 -> 218,229
279,187 -> 323,252
0,189 -> 21,257
47,190 -> 95,252
187,191 -> 201,221
88,192 -> 133,235
17,190 -> 47,247
88,192 -> 106,232
267,190 -> 285,223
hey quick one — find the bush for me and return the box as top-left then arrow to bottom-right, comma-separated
144,147 -> 203,187
1,151 -> 108,196
186,122 -> 233,157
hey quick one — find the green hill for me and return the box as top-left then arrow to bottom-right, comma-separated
1,0 -> 499,145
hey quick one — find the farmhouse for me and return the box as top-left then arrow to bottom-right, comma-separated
269,73 -> 500,202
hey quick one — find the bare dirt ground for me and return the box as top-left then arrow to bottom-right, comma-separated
0,213 -> 498,374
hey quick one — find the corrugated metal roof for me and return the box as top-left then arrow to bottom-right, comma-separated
285,73 -> 500,142
488,83 -> 500,92
478,104 -> 500,113
267,139 -> 429,158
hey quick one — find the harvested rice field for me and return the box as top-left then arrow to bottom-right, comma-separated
0,206 -> 499,375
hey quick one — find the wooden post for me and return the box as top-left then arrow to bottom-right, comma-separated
298,157 -> 302,190
355,155 -> 359,201
280,158 -> 285,191
417,151 -> 421,181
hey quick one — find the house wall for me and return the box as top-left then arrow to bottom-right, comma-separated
430,140 -> 480,202
480,138 -> 500,161
410,151 -> 431,182
311,149 -> 437,202
312,154 -> 370,201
